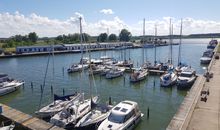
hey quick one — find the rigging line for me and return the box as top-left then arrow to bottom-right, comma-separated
38,52 -> 51,110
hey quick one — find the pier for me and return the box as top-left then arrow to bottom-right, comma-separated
167,44 -> 220,130
0,103 -> 64,130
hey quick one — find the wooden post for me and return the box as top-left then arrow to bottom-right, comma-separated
147,107 -> 150,119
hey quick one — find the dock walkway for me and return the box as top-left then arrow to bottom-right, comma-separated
0,103 -> 64,130
167,45 -> 220,130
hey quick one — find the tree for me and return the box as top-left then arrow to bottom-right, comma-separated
108,34 -> 117,42
97,33 -> 108,42
119,29 -> 131,42
28,32 -> 38,42
56,35 -> 64,41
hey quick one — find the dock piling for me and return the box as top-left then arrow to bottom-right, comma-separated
40,85 -> 43,93
147,107 -> 150,119
63,88 -> 65,96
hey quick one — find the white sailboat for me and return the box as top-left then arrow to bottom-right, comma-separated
160,19 -> 177,87
98,100 -> 143,130
50,17 -> 99,129
106,67 -> 125,79
130,18 -> 148,83
35,93 -> 81,118
75,104 -> 113,129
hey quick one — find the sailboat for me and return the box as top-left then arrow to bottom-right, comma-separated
35,93 -> 81,118
175,19 -> 188,73
160,19 -> 177,87
130,18 -> 148,83
50,17 -> 99,129
106,66 -> 125,79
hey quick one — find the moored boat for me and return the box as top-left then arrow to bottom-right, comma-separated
98,100 -> 143,130
177,67 -> 197,89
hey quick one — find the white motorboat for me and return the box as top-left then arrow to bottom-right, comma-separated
98,100 -> 143,130
130,68 -> 148,82
35,93 -> 81,118
50,95 -> 99,128
0,80 -> 24,96
106,67 -> 125,79
177,67 -> 197,89
0,124 -> 15,130
160,72 -> 177,87
75,104 -> 113,129
67,64 -> 89,73
200,49 -> 213,64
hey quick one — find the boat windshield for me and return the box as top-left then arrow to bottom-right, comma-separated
180,73 -> 192,77
108,112 -> 125,123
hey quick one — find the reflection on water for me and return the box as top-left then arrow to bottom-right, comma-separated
0,39 -> 211,129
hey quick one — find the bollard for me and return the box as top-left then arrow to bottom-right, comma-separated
123,76 -> 125,86
51,85 -> 53,93
40,85 -> 43,93
109,97 -> 112,105
63,88 -> 65,96
31,82 -> 33,88
147,107 -> 150,119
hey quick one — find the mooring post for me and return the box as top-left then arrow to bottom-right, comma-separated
40,85 -> 43,93
147,107 -> 150,119
123,76 -> 125,87
31,82 -> 33,88
153,79 -> 156,87
109,97 -> 112,105
62,67 -> 64,76
63,88 -> 65,96
51,85 -> 53,94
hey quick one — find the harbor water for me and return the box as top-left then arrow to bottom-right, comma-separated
0,39 -> 213,130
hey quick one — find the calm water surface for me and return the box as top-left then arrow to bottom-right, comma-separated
0,39 -> 213,130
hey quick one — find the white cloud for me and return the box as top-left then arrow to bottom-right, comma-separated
100,9 -> 114,15
0,12 -> 220,37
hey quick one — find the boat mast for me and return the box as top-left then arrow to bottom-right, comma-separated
178,19 -> 183,66
169,18 -> 172,64
79,17 -> 83,95
142,18 -> 145,65
154,24 -> 157,65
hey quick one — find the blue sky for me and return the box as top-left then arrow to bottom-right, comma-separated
0,0 -> 220,37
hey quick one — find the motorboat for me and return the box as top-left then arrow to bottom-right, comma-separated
130,68 -> 148,82
160,71 -> 177,87
106,67 -> 125,79
35,93 -> 80,118
98,100 -> 143,130
67,64 -> 89,73
177,67 -> 197,89
207,40 -> 218,49
200,49 -> 214,64
0,80 -> 24,96
75,104 -> 113,129
0,123 -> 15,130
50,95 -> 99,128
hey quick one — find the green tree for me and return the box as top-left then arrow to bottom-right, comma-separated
56,35 -> 63,41
97,33 -> 108,42
119,29 -> 131,42
108,34 -> 117,42
28,32 -> 38,42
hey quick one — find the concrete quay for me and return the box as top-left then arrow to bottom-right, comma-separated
167,45 -> 220,130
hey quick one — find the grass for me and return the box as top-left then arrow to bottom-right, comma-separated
4,47 -> 16,53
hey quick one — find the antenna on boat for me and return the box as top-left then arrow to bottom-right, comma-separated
178,18 -> 183,66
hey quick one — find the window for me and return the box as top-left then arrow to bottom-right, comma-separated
108,112 -> 125,123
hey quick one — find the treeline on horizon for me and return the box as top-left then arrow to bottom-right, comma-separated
0,30 -> 220,48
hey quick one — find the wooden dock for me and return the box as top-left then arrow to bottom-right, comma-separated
0,103 -> 64,130
167,44 -> 220,130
